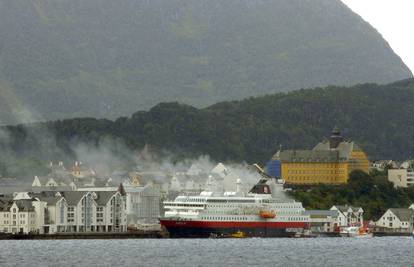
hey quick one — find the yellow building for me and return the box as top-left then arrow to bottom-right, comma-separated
276,127 -> 369,185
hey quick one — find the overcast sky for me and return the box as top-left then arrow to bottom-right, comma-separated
341,0 -> 414,73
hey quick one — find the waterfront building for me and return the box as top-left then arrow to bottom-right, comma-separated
304,210 -> 339,233
123,177 -> 161,225
272,127 -> 369,185
12,190 -> 129,234
31,192 -> 66,234
388,169 -> 414,188
57,191 -> 127,233
375,208 -> 414,233
0,198 -> 40,234
330,205 -> 363,227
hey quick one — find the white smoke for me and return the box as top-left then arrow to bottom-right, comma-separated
0,120 -> 264,190
72,138 -> 262,189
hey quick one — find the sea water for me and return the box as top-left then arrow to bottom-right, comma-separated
0,237 -> 413,266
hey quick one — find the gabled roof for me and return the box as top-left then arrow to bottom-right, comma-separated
313,140 -> 361,158
10,200 -> 36,212
37,196 -> 62,205
389,208 -> 414,222
30,191 -> 58,198
94,191 -> 117,206
332,205 -> 362,213
0,196 -> 13,210
60,191 -> 86,206
34,176 -> 51,185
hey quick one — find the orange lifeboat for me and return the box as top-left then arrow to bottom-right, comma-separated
259,210 -> 276,219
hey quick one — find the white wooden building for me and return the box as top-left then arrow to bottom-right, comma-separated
330,205 -> 364,227
1,191 -> 128,235
375,208 -> 414,232
304,210 -> 340,232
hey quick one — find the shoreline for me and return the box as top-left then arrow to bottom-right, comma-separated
0,231 -> 411,240
0,231 -> 167,240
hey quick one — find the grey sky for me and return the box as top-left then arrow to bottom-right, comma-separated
341,0 -> 414,73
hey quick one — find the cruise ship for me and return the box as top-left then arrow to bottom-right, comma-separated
160,168 -> 310,238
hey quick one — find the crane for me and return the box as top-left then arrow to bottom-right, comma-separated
248,164 -> 273,194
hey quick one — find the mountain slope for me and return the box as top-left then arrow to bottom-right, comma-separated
1,79 -> 414,179
0,0 -> 412,124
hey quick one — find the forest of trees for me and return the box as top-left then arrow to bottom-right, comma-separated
1,79 -> 414,179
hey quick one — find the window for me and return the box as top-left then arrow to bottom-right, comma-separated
60,201 -> 65,224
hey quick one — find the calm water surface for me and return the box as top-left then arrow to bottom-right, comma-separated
0,237 -> 413,267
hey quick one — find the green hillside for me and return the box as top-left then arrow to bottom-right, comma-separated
0,0 -> 412,124
1,79 -> 414,179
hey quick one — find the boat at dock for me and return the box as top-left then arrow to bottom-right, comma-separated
339,226 -> 373,238
159,165 -> 310,238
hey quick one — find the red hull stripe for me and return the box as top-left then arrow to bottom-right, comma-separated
160,220 -> 307,229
